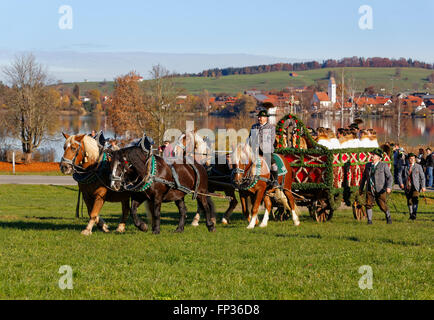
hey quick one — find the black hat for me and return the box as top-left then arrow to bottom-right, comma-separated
372,148 -> 383,157
349,123 -> 359,130
256,110 -> 270,117
408,152 -> 416,158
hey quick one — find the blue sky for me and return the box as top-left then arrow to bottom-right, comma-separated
0,0 -> 433,81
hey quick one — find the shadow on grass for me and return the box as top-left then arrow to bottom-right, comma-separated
0,220 -> 84,231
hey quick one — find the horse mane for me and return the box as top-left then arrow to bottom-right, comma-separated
232,143 -> 253,165
82,135 -> 100,162
123,146 -> 148,176
65,134 -> 100,162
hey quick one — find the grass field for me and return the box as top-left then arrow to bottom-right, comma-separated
0,184 -> 432,300
61,67 -> 434,95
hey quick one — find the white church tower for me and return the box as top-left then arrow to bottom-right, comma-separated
328,77 -> 336,104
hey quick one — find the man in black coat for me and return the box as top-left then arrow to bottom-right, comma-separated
359,148 -> 393,224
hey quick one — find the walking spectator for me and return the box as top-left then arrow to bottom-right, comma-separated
359,148 -> 394,225
397,147 -> 408,186
399,153 -> 426,220
392,144 -> 400,184
416,148 -> 426,167
426,147 -> 433,188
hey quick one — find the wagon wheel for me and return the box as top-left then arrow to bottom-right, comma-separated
352,200 -> 367,221
309,199 -> 333,222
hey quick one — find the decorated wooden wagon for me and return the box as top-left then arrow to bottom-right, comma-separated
274,113 -> 392,222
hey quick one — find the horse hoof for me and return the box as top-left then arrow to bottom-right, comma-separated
259,223 -> 267,228
191,221 -> 199,227
102,224 -> 110,233
208,227 -> 216,233
246,225 -> 254,229
152,230 -> 160,235
139,223 -> 148,232
116,224 -> 126,233
222,218 -> 228,225
81,229 -> 92,236
174,228 -> 184,233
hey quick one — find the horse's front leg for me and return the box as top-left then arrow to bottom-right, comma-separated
175,198 -> 187,232
130,198 -> 148,232
191,203 -> 202,227
284,189 -> 300,226
247,189 -> 265,229
198,195 -> 216,232
239,192 -> 249,221
222,189 -> 238,225
116,198 -> 131,233
150,198 -> 162,235
82,193 -> 109,235
260,195 -> 272,228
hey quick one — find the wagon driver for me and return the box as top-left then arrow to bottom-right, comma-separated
248,106 -> 279,188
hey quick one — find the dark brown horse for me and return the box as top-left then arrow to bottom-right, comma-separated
231,143 -> 300,229
110,145 -> 216,234
60,133 -> 132,235
173,134 -> 238,226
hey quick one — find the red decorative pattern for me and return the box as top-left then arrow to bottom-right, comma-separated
341,153 -> 349,163
295,167 -> 309,183
333,167 -> 343,188
304,154 -> 327,165
284,154 -> 301,165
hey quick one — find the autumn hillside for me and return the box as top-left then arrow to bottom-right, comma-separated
59,67 -> 434,95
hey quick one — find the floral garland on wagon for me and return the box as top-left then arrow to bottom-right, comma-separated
274,113 -> 393,210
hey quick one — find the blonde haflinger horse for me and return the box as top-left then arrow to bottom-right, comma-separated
230,143 -> 300,229
60,133 -> 133,235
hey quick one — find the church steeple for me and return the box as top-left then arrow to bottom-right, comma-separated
328,77 -> 336,103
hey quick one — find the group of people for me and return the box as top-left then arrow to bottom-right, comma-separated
392,144 -> 431,220
312,120 -> 379,150
394,145 -> 433,189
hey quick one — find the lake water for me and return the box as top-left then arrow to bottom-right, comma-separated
2,112 -> 433,162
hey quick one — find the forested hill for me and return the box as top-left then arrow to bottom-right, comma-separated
178,57 -> 433,78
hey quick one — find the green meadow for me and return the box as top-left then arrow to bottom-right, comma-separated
61,67 -> 434,95
0,184 -> 432,300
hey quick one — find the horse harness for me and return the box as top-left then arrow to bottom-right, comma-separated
124,154 -> 202,200
233,155 -> 286,191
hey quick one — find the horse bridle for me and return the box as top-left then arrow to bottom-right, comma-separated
111,151 -> 150,190
231,160 -> 255,188
61,141 -> 87,173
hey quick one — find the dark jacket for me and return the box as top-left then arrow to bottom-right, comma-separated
360,161 -> 393,194
248,122 -> 275,154
426,153 -> 433,168
398,163 -> 426,192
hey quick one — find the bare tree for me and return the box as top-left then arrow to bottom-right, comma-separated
142,65 -> 184,145
2,54 -> 56,163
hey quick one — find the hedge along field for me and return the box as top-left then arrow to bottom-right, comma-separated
0,184 -> 432,300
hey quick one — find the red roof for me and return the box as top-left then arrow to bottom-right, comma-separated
354,97 -> 377,105
315,92 -> 330,102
